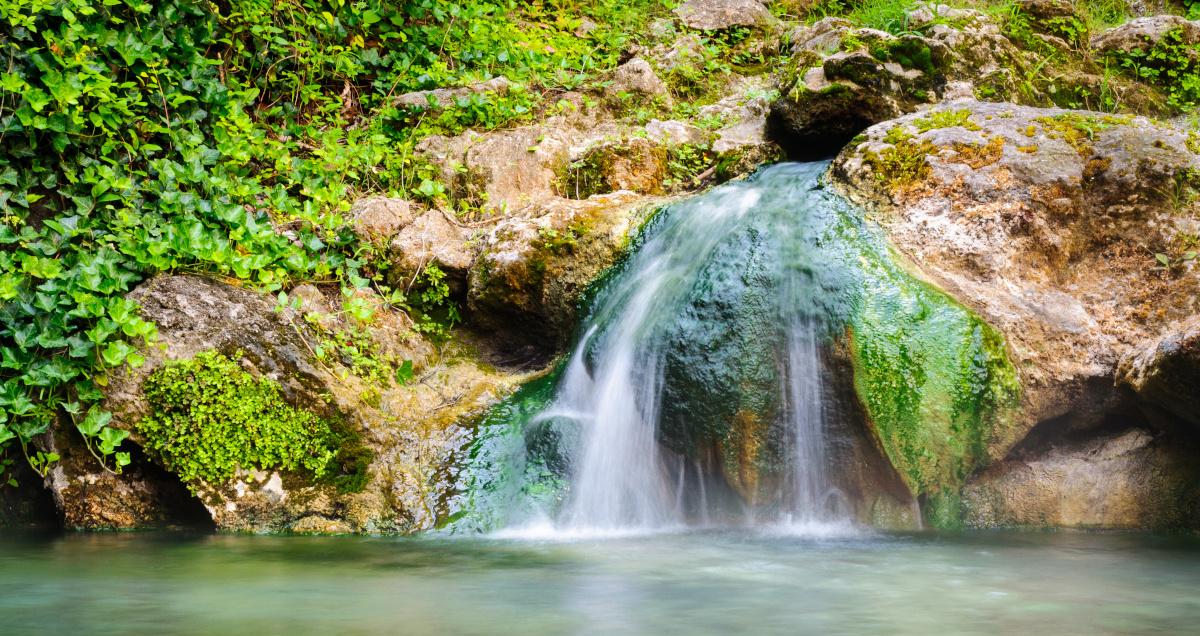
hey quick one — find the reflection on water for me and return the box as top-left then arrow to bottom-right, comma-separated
2,530 -> 1200,635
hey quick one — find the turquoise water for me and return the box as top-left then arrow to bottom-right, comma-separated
3,529 -> 1200,635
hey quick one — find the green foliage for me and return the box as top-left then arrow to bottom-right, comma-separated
0,0 -> 662,482
539,225 -> 585,255
912,109 -> 980,132
806,0 -> 914,34
863,132 -> 934,192
665,143 -> 717,189
138,350 -> 368,492
1108,28 -> 1200,111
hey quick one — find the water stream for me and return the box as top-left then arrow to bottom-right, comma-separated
489,162 -> 862,536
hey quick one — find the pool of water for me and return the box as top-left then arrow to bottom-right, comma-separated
2,528 -> 1199,635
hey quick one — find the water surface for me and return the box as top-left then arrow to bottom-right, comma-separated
3,529 -> 1199,635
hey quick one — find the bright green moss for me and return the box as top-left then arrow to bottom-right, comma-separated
138,351 -> 369,492
847,246 -> 1019,519
912,109 -> 981,132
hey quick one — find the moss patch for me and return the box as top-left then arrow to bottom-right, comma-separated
864,137 -> 935,192
138,351 -> 370,493
1035,113 -> 1133,157
846,243 -> 1020,522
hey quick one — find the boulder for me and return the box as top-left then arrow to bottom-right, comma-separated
468,192 -> 659,346
673,0 -> 774,31
395,77 -> 512,111
771,10 -> 1041,156
606,57 -> 671,102
347,197 -> 419,246
389,209 -> 475,290
832,100 -> 1200,474
1119,316 -> 1200,427
644,119 -> 708,145
47,274 -> 525,533
558,138 -> 669,199
963,428 -> 1200,529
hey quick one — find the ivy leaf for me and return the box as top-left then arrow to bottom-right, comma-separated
395,359 -> 414,385
101,340 -> 134,367
76,408 -> 113,437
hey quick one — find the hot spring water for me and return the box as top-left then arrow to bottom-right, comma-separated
498,162 -> 859,535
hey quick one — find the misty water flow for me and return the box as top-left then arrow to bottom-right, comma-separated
520,163 -> 852,536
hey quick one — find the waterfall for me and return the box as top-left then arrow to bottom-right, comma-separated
511,162 -> 855,535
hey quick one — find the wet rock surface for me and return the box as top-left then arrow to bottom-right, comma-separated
1119,316 -> 1200,427
834,99 -> 1200,527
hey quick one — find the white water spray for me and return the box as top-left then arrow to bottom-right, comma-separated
511,163 -> 855,536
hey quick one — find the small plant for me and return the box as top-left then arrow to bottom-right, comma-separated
912,109 -> 980,133
864,130 -> 935,193
666,143 -> 717,190
1108,28 -> 1200,111
539,225 -> 585,255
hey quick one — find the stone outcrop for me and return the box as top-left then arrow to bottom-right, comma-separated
1091,14 -> 1200,55
1119,316 -> 1200,427
468,191 -> 660,347
673,0 -> 774,31
606,57 -> 671,102
46,274 -> 526,532
348,197 -> 419,247
389,209 -> 474,290
395,77 -> 513,111
771,12 -> 1028,156
832,100 -> 1200,525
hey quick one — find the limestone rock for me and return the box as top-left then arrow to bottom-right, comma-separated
771,10 -> 1030,155
395,76 -> 512,111
348,197 -> 419,246
606,57 -> 670,101
832,100 -> 1200,460
389,209 -> 474,290
963,428 -> 1200,529
468,192 -> 658,345
559,138 -> 669,199
1091,15 -> 1200,55
48,274 -> 522,533
673,0 -> 773,31
644,119 -> 708,145
1119,316 -> 1200,427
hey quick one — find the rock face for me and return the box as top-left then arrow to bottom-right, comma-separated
395,77 -> 512,111
606,57 -> 671,102
389,209 -> 474,290
348,197 -> 419,247
771,13 -> 1026,156
832,100 -> 1200,526
46,274 -> 526,532
963,427 -> 1200,529
468,191 -> 660,347
768,5 -> 1180,158
1119,316 -> 1200,427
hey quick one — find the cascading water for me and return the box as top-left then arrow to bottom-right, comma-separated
515,162 -> 855,534
455,160 -> 1016,538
